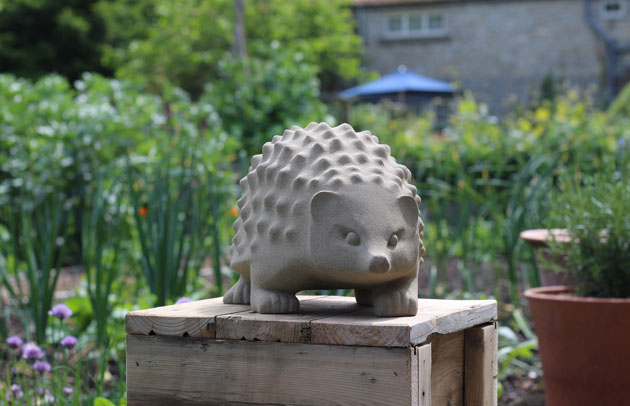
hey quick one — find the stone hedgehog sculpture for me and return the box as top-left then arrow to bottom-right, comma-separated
224,122 -> 425,316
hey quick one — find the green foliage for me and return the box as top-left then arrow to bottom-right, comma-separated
245,0 -> 362,93
0,192 -> 70,344
0,0 -> 110,80
0,73 -> 165,209
547,164 -> 630,298
98,0 -> 362,96
94,396 -> 126,406
82,175 -> 125,349
129,151 -> 214,306
0,73 -> 238,340
202,49 -> 329,155
0,72 -> 236,264
607,81 -> 630,119
94,398 -> 117,406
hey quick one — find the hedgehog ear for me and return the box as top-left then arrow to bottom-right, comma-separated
311,191 -> 341,222
398,195 -> 419,227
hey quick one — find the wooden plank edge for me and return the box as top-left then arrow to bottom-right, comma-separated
464,322 -> 498,406
417,343 -> 432,406
409,301 -> 497,345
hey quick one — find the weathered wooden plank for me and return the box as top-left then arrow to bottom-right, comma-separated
216,296 -> 363,343
125,296 -> 323,338
429,331 -> 464,406
126,335 -> 416,406
125,297 -> 251,337
125,296 -> 497,347
464,324 -> 498,406
417,344 -> 432,406
310,298 -> 496,347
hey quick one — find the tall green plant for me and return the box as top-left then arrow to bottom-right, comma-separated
129,152 -> 212,306
0,192 -> 70,343
82,175 -> 124,349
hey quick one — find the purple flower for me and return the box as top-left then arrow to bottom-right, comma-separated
7,336 -> 23,348
45,394 -> 55,404
60,335 -> 77,350
33,361 -> 51,373
62,387 -> 74,396
6,386 -> 24,401
22,342 -> 44,359
48,303 -> 72,319
175,297 -> 193,304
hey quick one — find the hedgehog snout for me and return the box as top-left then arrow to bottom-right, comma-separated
369,255 -> 390,274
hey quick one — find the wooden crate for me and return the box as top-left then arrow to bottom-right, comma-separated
126,296 -> 497,406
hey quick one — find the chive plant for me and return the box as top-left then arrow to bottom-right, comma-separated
0,192 -> 70,344
82,174 -> 124,352
129,151 -> 210,306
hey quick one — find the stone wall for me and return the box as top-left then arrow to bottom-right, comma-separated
355,0 -> 629,112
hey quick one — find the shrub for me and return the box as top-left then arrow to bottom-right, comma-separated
546,163 -> 630,298
202,48 -> 329,156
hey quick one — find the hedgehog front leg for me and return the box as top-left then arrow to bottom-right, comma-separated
250,283 -> 299,314
372,273 -> 418,317
223,276 -> 251,304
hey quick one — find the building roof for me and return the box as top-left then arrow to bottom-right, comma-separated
339,66 -> 454,99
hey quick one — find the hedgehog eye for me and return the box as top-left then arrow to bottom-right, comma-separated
388,233 -> 399,248
345,231 -> 360,246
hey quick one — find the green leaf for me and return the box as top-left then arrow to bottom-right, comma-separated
94,398 -> 116,406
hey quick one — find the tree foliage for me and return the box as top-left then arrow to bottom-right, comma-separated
202,48 -> 329,155
97,0 -> 362,97
0,0 -> 110,80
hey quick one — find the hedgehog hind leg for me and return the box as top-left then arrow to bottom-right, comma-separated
223,276 -> 251,304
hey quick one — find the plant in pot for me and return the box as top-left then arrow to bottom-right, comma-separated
524,167 -> 630,406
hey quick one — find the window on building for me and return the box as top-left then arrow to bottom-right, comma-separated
600,0 -> 627,19
388,15 -> 403,32
384,12 -> 447,38
409,15 -> 423,32
428,14 -> 444,30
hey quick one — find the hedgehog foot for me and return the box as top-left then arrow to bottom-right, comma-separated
373,290 -> 418,317
354,289 -> 374,306
251,288 -> 299,314
223,276 -> 251,304
373,277 -> 418,317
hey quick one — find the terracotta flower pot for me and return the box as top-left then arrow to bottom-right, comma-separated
520,229 -> 576,286
524,286 -> 630,406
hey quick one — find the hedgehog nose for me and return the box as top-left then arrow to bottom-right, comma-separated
369,256 -> 390,273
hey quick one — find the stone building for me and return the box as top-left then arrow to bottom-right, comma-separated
353,0 -> 630,112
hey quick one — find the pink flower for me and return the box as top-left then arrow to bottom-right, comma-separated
22,342 -> 44,359
61,335 -> 78,350
175,297 -> 193,304
33,361 -> 51,373
62,387 -> 74,396
48,303 -> 73,319
7,336 -> 23,348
